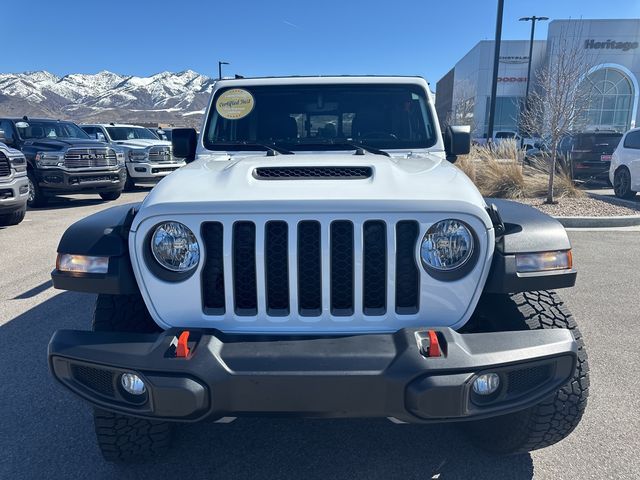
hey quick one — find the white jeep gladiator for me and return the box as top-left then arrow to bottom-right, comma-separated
49,76 -> 588,462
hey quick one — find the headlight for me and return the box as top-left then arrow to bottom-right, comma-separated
115,150 -> 126,166
9,155 -> 27,172
150,222 -> 200,272
128,149 -> 148,162
35,152 -> 64,167
420,219 -> 475,274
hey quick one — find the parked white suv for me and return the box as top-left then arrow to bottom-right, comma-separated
610,127 -> 640,199
81,124 -> 185,190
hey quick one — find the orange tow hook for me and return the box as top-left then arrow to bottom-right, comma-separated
176,331 -> 190,358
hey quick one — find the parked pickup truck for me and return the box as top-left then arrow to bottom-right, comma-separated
0,141 -> 28,226
81,124 -> 185,190
49,76 -> 588,462
0,117 -> 126,207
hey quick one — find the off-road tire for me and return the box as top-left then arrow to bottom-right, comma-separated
613,167 -> 637,199
92,294 -> 172,462
27,170 -> 48,208
0,206 -> 26,226
464,290 -> 589,454
99,191 -> 121,201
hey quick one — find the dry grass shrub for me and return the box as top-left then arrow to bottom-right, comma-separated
455,140 -> 584,200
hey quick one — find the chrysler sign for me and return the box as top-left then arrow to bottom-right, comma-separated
584,39 -> 639,51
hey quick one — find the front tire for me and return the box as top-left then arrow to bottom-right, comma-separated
27,170 -> 48,208
0,205 -> 26,226
613,167 -> 637,199
464,291 -> 589,454
99,191 -> 121,201
92,294 -> 173,462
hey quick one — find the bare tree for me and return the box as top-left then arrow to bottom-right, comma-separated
520,23 -> 594,203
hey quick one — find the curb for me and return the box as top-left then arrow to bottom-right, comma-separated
553,215 -> 640,228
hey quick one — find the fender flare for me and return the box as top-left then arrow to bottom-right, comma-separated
51,203 -> 141,294
483,199 -> 576,293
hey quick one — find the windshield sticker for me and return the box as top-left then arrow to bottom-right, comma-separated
216,89 -> 255,120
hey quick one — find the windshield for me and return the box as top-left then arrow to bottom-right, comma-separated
17,121 -> 89,140
106,127 -> 160,141
203,84 -> 437,152
573,134 -> 622,151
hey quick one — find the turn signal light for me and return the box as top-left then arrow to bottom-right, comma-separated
515,250 -> 572,273
56,254 -> 109,274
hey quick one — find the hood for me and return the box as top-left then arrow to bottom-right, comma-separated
23,137 -> 110,152
113,139 -> 171,150
0,142 -> 23,157
136,152 -> 491,228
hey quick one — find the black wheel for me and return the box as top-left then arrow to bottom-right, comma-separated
27,170 -> 48,208
0,205 -> 26,226
92,294 -> 173,462
613,167 -> 637,199
123,170 -> 136,191
463,291 -> 589,454
99,191 -> 121,201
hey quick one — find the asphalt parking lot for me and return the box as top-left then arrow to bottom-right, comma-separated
1,190 -> 639,480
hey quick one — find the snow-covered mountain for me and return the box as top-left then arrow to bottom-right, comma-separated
0,70 -> 215,127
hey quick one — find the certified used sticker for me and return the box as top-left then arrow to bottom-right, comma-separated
216,89 -> 255,120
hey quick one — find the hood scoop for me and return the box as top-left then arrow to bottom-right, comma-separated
253,166 -> 373,180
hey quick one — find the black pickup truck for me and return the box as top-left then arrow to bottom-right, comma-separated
0,117 -> 126,207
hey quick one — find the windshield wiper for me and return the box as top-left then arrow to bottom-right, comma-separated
337,141 -> 391,158
213,141 -> 294,156
287,140 -> 391,157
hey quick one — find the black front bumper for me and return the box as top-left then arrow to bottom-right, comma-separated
36,167 -> 125,194
48,327 -> 576,424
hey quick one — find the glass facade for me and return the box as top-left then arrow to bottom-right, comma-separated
581,67 -> 634,132
484,96 -> 524,134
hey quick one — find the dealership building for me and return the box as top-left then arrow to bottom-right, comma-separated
435,19 -> 640,138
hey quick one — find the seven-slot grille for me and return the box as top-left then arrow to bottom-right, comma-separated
0,152 -> 10,177
201,219 -> 420,318
148,146 -> 172,162
64,148 -> 117,168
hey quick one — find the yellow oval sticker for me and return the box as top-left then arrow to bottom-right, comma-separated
215,88 -> 255,120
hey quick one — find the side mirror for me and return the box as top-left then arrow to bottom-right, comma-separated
96,132 -> 106,142
444,125 -> 471,163
0,129 -> 6,144
172,128 -> 198,163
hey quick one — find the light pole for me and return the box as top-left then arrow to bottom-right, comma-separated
519,16 -> 548,108
218,61 -> 229,80
486,0 -> 504,142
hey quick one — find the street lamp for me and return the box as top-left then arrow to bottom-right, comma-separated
486,0 -> 505,142
519,16 -> 548,108
218,61 -> 229,80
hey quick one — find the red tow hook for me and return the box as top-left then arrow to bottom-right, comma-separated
427,330 -> 441,357
176,331 -> 191,358
419,330 -> 441,358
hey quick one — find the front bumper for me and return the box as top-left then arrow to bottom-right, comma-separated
0,174 -> 29,212
36,166 -> 125,194
49,327 -> 577,423
126,161 -> 184,180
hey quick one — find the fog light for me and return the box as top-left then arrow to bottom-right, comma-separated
120,373 -> 146,395
472,373 -> 500,396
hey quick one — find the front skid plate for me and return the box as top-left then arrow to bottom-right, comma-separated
48,327 -> 577,423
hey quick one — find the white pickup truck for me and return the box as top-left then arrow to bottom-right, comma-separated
50,76 -> 588,462
81,124 -> 185,190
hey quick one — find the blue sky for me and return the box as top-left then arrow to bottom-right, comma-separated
3,0 -> 639,83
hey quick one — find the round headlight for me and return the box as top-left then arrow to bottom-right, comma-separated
420,219 -> 474,272
151,222 -> 200,272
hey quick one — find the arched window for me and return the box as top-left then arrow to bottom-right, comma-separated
580,67 -> 634,132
